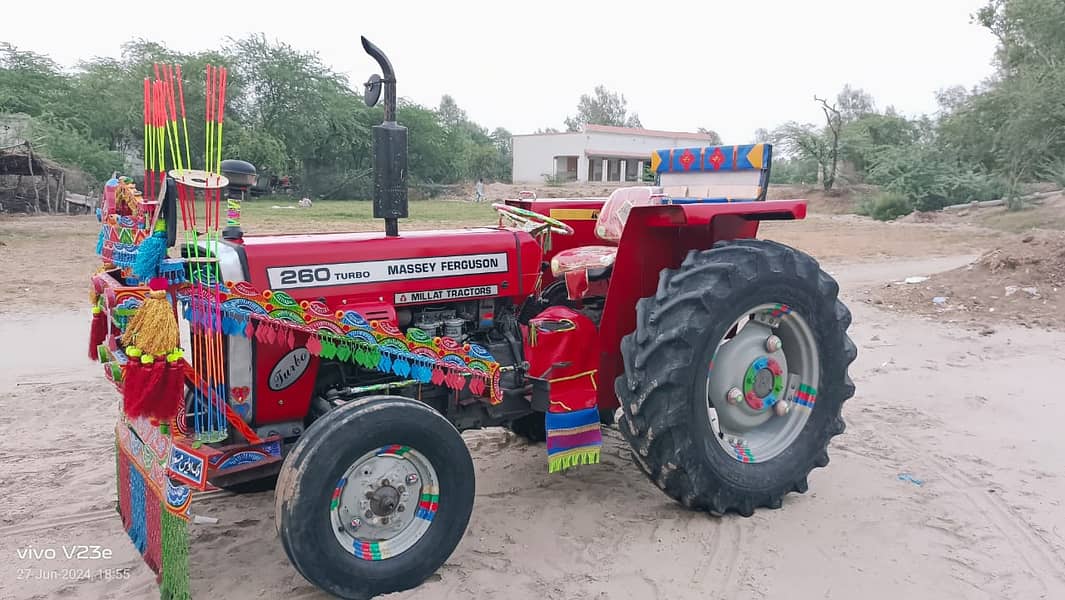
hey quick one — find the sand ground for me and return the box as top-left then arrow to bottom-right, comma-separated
1,211 -> 1063,600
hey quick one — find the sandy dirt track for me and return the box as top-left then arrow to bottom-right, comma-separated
1,215 -> 1064,600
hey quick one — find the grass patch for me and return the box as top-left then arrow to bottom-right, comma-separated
240,198 -> 499,234
968,203 -> 1065,233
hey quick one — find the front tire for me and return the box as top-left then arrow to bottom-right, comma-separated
616,239 -> 857,516
275,395 -> 475,599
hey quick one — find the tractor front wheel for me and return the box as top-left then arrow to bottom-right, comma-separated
616,239 -> 857,515
275,395 -> 475,599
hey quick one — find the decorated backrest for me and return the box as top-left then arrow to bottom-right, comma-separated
650,143 -> 773,202
594,186 -> 664,242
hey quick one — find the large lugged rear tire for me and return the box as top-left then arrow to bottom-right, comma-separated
615,239 -> 857,516
275,395 -> 475,600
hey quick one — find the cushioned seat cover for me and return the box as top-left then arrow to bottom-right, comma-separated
550,186 -> 661,277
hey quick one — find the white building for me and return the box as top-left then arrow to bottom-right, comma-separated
510,124 -> 715,184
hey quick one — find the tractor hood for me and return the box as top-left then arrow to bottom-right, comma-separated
218,227 -> 543,309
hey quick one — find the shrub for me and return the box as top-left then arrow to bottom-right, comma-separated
1039,158 -> 1065,189
769,158 -> 820,185
866,145 -> 1008,212
857,191 -> 912,221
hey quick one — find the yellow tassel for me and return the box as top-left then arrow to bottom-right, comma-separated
124,290 -> 178,356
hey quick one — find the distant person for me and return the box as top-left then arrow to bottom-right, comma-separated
475,178 -> 485,202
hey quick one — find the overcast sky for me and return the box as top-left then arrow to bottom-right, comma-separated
4,0 -> 998,142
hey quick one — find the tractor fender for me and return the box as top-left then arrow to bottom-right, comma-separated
596,200 -> 807,410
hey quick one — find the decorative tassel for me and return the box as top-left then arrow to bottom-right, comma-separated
122,348 -> 148,418
546,407 -> 603,473
469,375 -> 486,396
121,278 -> 178,420
124,280 -> 178,357
159,506 -> 191,600
95,227 -> 106,256
139,355 -> 165,413
141,347 -> 185,422
133,231 -> 168,282
150,351 -> 186,423
89,306 -> 107,360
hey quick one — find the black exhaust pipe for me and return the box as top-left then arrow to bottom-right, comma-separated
362,36 -> 407,237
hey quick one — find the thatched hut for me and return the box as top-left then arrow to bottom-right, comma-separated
0,141 -> 72,214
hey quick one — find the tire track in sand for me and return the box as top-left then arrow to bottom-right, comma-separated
837,424 -> 1065,594
690,514 -> 743,598
927,454 -> 1065,588
873,419 -> 1065,593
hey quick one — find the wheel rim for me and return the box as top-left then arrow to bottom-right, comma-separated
330,445 -> 439,560
705,303 -> 820,463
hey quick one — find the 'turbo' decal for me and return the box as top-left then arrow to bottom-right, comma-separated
269,348 -> 311,391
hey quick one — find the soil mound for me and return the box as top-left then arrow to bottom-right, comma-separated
870,231 -> 1065,331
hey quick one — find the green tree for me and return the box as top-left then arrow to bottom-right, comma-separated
935,0 -> 1065,208
437,95 -> 468,131
836,84 -> 877,122
0,43 -> 70,116
839,112 -> 921,177
697,127 -> 723,145
773,95 -> 842,191
564,85 -> 642,131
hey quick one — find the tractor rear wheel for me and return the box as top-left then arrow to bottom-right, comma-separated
615,239 -> 856,516
275,395 -> 475,599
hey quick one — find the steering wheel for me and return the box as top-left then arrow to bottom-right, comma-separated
492,203 -> 574,235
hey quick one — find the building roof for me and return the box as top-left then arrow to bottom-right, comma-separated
512,124 -> 713,140
0,142 -> 65,177
582,124 -> 715,140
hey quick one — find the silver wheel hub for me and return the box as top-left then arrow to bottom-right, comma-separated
330,446 -> 439,560
707,304 -> 820,463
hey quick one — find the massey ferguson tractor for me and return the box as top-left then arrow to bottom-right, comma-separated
92,38 -> 855,600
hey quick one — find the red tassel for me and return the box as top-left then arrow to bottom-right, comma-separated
138,359 -> 166,418
469,375 -> 486,396
146,360 -> 185,422
122,360 -> 148,418
89,310 -> 107,360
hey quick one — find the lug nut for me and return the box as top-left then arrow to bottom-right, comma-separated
766,335 -> 783,353
726,388 -> 742,405
397,486 -> 405,494
382,479 -> 390,487
350,518 -> 361,530
381,517 -> 390,525
405,473 -> 418,485
774,401 -> 790,416
364,510 -> 373,519
397,505 -> 405,513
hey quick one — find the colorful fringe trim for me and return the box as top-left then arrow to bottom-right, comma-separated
117,442 -> 190,600
546,407 -> 602,473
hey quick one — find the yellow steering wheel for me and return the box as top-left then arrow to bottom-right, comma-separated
492,203 -> 575,236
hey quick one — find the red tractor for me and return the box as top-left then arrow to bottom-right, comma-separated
95,38 -> 854,600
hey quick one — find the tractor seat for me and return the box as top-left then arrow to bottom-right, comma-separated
549,186 -> 662,299
547,144 -> 774,301
551,245 -> 617,278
